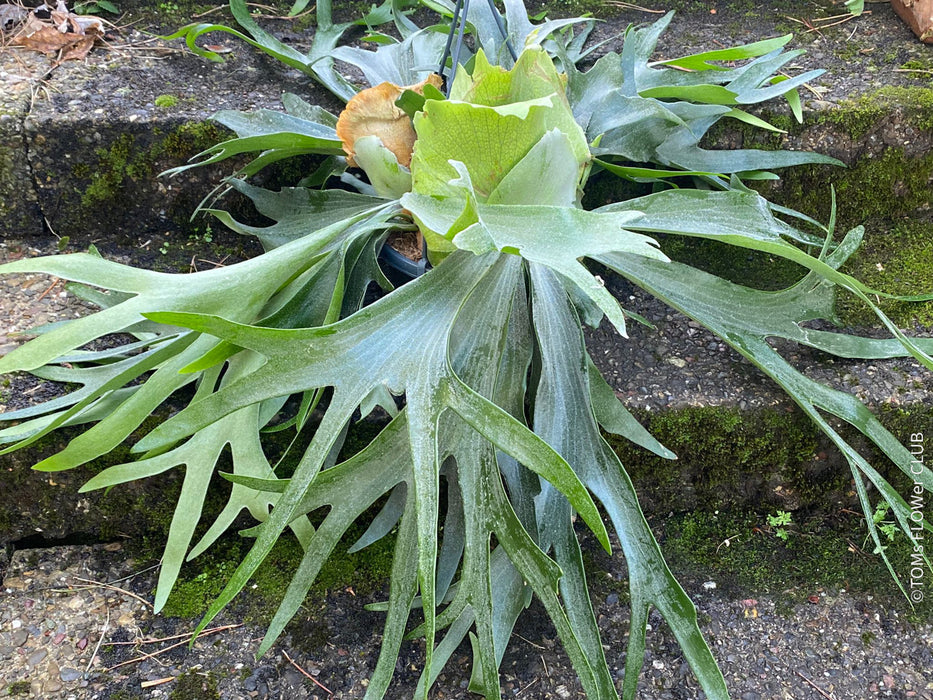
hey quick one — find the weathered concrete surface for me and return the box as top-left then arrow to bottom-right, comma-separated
0,50 -> 44,238
0,434 -> 186,545
0,1 -> 931,242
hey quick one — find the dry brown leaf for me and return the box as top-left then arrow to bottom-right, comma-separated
10,6 -> 105,62
7,2 -> 108,61
336,74 -> 443,168
12,24 -> 100,61
59,31 -> 98,62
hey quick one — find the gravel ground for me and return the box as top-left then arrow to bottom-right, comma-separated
0,241 -> 95,360
0,542 -> 931,700
587,275 -> 933,413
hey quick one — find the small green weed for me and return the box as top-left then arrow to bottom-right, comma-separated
188,225 -> 213,244
868,501 -> 899,550
7,682 -> 31,697
74,0 -> 119,14
767,510 -> 793,542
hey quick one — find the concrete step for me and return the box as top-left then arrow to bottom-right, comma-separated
0,1 -> 931,547
0,239 -> 929,546
0,1 -> 930,236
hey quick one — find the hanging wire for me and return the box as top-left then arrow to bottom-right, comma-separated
437,0 -> 465,80
487,0 -> 519,62
448,0 -> 471,94
437,0 -> 518,97
410,0 -> 520,273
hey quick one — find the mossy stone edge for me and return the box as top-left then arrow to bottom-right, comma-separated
3,400 -> 930,621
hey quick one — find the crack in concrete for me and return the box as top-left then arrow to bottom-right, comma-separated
0,62 -> 54,239
22,65 -> 60,240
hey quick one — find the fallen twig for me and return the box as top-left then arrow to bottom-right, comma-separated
35,277 -> 62,302
895,68 -> 933,76
515,678 -> 539,696
778,70 -> 826,100
603,1 -> 665,13
107,624 -> 243,647
107,637 -> 191,671
283,649 -> 333,695
515,633 -> 545,650
70,576 -> 154,609
196,255 -> 231,268
105,624 -> 243,671
796,669 -> 838,700
784,9 -> 871,35
84,608 -> 110,679
192,3 -> 315,21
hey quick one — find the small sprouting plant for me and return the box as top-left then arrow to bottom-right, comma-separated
767,510 -> 793,541
845,0 -> 865,15
874,502 -> 900,541
187,225 -> 213,244
74,0 -> 119,14
2,2 -> 931,699
870,501 -> 900,549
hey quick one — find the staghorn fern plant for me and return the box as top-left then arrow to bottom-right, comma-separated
2,1 -> 932,698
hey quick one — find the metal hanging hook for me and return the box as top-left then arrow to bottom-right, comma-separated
438,0 -> 518,97
486,0 -> 519,62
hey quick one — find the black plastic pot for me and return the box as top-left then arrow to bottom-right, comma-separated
379,242 -> 428,285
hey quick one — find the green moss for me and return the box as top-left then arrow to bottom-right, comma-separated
608,402 -> 933,519
81,133 -> 146,209
599,401 -> 933,616
607,406 -> 826,512
773,147 -> 933,231
700,86 -> 933,234
169,670 -> 220,700
161,121 -> 227,159
900,58 -> 933,73
161,516 -> 395,622
78,121 -> 227,210
142,1 -> 217,23
819,86 -> 933,140
836,219 -> 933,328
658,508 -> 929,614
6,681 -> 31,696
534,0 -> 621,16
657,232 -> 805,291
106,692 -> 144,700
154,94 -> 180,109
